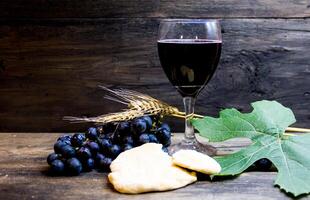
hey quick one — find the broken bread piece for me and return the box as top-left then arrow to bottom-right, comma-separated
172,149 -> 221,174
108,143 -> 197,194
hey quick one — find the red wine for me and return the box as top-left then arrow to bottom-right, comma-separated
158,39 -> 222,97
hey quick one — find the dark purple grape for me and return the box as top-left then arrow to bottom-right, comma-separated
86,127 -> 98,140
157,128 -> 171,146
86,141 -> 100,155
122,136 -> 134,145
58,135 -> 72,141
160,123 -> 171,132
123,144 -> 133,151
98,157 -> 113,172
77,147 -> 92,161
142,116 -> 152,129
131,118 -> 147,134
66,158 -> 82,176
139,134 -> 150,144
50,159 -> 65,175
60,145 -> 76,159
109,144 -> 122,158
82,158 -> 95,172
148,134 -> 159,143
118,121 -> 130,133
71,133 -> 86,147
57,135 -> 72,146
95,153 -> 105,166
254,158 -> 272,171
98,138 -> 112,153
47,153 -> 60,165
54,141 -> 66,154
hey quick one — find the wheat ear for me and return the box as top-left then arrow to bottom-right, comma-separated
64,86 -> 184,124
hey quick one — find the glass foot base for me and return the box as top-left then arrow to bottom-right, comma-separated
168,139 -> 217,156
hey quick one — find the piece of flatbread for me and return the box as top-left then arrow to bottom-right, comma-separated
108,143 -> 197,194
172,149 -> 221,174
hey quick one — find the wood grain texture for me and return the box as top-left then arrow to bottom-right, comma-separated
0,0 -> 310,18
0,18 -> 309,132
0,133 -> 304,200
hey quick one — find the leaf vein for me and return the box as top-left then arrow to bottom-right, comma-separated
278,140 -> 296,194
221,140 -> 277,173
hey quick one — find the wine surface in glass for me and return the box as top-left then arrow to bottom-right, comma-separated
158,39 -> 222,97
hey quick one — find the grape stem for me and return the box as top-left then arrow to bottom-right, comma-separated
174,112 -> 310,134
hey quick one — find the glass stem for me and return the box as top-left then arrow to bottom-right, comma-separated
183,96 -> 196,143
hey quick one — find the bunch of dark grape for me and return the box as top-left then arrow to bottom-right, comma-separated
46,115 -> 171,176
253,158 -> 272,171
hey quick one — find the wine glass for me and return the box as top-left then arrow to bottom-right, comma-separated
157,19 -> 222,155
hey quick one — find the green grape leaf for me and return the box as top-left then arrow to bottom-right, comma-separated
191,100 -> 310,197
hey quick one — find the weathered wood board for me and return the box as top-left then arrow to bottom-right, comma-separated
0,133 -> 306,200
0,0 -> 310,18
0,18 -> 309,132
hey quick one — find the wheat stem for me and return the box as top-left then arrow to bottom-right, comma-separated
175,112 -> 309,133
283,133 -> 297,136
174,111 -> 203,118
171,113 -> 187,118
285,127 -> 310,133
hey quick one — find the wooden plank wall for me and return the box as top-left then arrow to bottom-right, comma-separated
0,1 -> 309,132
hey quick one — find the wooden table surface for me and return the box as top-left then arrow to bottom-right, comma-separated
0,133 -> 307,200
